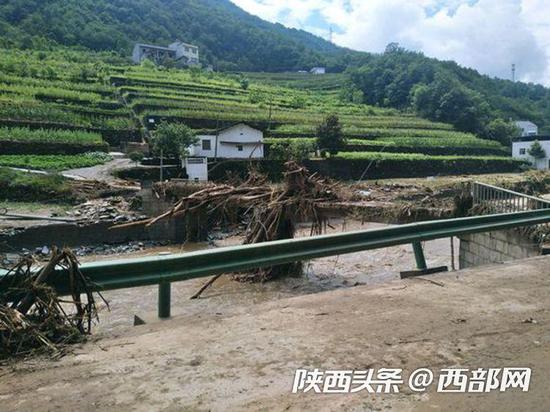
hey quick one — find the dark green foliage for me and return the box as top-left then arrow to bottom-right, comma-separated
239,76 -> 249,90
412,73 -> 490,134
0,0 -> 368,72
348,47 -> 550,138
528,140 -> 546,159
151,121 -> 198,158
128,150 -> 145,165
484,119 -> 520,146
267,140 -> 315,162
316,114 -> 345,156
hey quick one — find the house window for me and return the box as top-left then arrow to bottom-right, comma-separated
237,145 -> 244,152
202,139 -> 211,150
519,148 -> 526,155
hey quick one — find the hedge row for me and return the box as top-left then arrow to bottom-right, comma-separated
343,144 -> 508,157
0,119 -> 141,145
306,158 -> 525,180
0,140 -> 109,155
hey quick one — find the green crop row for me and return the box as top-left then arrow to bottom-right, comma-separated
110,74 -> 247,96
272,123 -> 455,137
0,127 -> 103,144
0,74 -> 114,95
372,137 -> 503,149
265,138 -> 507,157
0,100 -> 135,130
0,153 -> 112,171
148,107 -> 455,130
0,82 -> 108,104
121,86 -> 248,103
335,151 -> 514,161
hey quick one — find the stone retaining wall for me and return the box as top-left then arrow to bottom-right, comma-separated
0,219 -> 185,253
459,229 -> 541,269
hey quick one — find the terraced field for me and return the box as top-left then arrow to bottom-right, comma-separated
113,66 -> 517,167
0,49 -> 138,169
0,48 -> 524,176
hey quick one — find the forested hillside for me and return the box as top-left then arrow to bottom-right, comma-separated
0,0 -> 366,72
346,45 -> 550,139
1,0 -> 549,139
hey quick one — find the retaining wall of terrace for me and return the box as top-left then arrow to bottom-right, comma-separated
0,140 -> 109,155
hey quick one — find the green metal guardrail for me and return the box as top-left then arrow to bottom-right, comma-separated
3,209 -> 550,318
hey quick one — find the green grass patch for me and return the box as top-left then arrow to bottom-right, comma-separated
0,153 -> 112,171
0,167 -> 74,203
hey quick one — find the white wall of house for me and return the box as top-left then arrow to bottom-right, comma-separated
132,44 -> 176,64
512,140 -> 550,170
184,157 -> 208,181
189,124 -> 264,159
515,121 -> 538,137
310,67 -> 326,75
169,41 -> 200,65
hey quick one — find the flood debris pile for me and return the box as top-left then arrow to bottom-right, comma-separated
0,248 -> 103,360
69,197 -> 145,224
118,161 -> 339,283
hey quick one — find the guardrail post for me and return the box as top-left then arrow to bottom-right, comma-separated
412,241 -> 428,271
158,281 -> 171,319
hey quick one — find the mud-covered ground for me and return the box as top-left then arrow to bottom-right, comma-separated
1,255 -> 549,411
70,219 -> 458,335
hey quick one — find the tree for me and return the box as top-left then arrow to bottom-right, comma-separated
268,140 -> 314,162
128,151 -> 145,166
528,140 -> 546,159
483,119 -> 520,145
151,122 -> 198,159
239,76 -> 249,90
316,114 -> 345,156
411,74 -> 490,134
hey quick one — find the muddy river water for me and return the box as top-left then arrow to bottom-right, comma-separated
76,219 -> 459,337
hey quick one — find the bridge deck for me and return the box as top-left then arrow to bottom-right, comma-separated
2,256 -> 550,411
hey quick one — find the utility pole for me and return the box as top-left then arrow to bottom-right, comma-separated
512,63 -> 516,82
214,115 -> 219,160
329,26 -> 333,43
159,148 -> 164,182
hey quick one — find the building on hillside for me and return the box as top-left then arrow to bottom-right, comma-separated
515,120 -> 538,137
132,41 -> 200,66
512,136 -> 550,170
310,67 -> 326,75
188,123 -> 264,159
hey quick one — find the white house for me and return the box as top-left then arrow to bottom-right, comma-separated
515,121 -> 538,137
132,41 -> 199,66
189,123 -> 264,159
512,137 -> 550,170
310,67 -> 326,75
168,41 -> 200,65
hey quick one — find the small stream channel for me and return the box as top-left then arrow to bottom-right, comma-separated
70,220 -> 458,336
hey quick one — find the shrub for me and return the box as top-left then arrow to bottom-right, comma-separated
128,150 -> 145,165
316,114 -> 345,156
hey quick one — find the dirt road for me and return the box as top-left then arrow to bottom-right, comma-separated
1,256 -> 549,411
